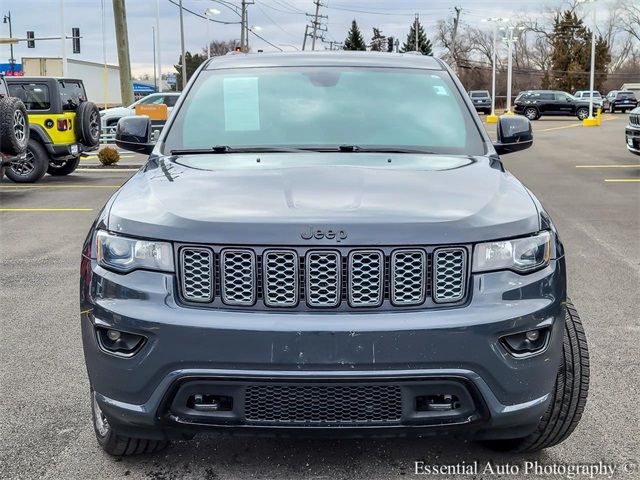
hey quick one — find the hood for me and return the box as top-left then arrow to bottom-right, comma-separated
100,106 -> 132,118
107,153 -> 540,245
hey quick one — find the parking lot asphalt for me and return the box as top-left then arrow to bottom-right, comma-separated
0,114 -> 638,480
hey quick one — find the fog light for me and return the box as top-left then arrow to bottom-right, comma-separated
96,327 -> 145,357
106,329 -> 121,341
501,327 -> 550,357
525,330 -> 540,342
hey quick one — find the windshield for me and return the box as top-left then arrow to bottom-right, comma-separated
617,92 -> 636,99
163,67 -> 484,156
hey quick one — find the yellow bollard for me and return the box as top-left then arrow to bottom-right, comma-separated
486,114 -> 499,123
582,107 -> 599,127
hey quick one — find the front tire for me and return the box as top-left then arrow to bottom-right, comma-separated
5,139 -> 48,183
576,108 -> 589,120
47,156 -> 81,176
91,389 -> 169,456
483,300 -> 589,452
524,107 -> 539,120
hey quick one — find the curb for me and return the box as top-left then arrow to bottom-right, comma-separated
78,164 -> 143,170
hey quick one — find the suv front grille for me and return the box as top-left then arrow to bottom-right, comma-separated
178,246 -> 468,310
630,113 -> 640,127
433,248 -> 467,303
244,384 -> 403,425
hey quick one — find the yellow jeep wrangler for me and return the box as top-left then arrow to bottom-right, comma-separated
5,77 -> 100,182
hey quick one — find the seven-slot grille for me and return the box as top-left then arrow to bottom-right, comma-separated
178,247 -> 468,309
244,384 -> 403,425
630,113 -> 640,127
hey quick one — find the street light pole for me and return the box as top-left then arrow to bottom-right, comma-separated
506,29 -> 514,114
60,0 -> 68,76
178,0 -> 187,88
482,17 -> 508,123
156,0 -> 161,92
2,12 -> 15,74
204,8 -> 221,59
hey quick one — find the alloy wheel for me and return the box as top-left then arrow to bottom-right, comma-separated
93,392 -> 110,437
10,149 -> 35,176
13,110 -> 27,146
89,110 -> 100,141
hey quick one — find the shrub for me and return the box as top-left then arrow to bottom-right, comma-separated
98,146 -> 120,166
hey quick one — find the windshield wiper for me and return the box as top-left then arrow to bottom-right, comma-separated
328,145 -> 438,154
169,146 -> 317,155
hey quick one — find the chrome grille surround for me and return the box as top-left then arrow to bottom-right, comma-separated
220,249 -> 256,306
630,113 -> 640,127
432,247 -> 467,303
263,250 -> 299,307
179,247 -> 214,302
391,249 -> 426,306
348,250 -> 384,307
306,251 -> 341,308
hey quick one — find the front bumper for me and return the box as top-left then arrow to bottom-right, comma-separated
626,126 -> 640,155
81,256 -> 567,441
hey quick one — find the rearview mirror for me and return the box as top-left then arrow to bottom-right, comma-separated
115,116 -> 155,154
493,115 -> 533,155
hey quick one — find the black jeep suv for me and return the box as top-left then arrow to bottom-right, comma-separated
514,90 -> 592,120
82,52 -> 589,456
603,90 -> 638,113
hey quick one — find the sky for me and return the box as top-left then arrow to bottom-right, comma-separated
0,0 -> 616,77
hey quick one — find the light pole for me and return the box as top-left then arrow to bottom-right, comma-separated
482,17 -> 508,123
178,0 -> 186,88
60,0 -> 68,76
156,0 -> 161,93
578,0 -> 598,125
502,25 -> 525,114
204,8 -> 221,59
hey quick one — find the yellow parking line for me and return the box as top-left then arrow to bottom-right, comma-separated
576,165 -> 640,168
604,179 -> 640,183
537,124 -> 582,132
0,208 -> 94,212
0,185 -> 121,188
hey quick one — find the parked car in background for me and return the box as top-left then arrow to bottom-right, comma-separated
603,90 -> 638,113
100,92 -> 181,131
625,107 -> 640,156
0,75 -> 29,179
82,52 -> 589,457
573,90 -> 603,108
5,77 -> 100,182
468,90 -> 492,114
514,90 -> 591,120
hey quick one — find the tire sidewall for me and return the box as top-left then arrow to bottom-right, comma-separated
5,139 -> 48,183
0,97 -> 29,156
76,102 -> 101,148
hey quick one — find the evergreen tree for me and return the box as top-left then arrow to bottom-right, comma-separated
370,27 -> 387,52
549,10 -> 610,92
174,51 -> 206,90
343,20 -> 367,51
401,18 -> 433,55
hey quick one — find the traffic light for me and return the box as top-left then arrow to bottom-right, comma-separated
72,27 -> 80,53
27,31 -> 35,48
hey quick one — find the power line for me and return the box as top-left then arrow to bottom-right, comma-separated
167,0 -> 240,24
255,2 -> 298,39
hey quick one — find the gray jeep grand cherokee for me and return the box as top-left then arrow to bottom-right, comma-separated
81,52 -> 589,456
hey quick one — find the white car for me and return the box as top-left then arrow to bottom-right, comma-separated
100,92 -> 180,131
573,90 -> 603,107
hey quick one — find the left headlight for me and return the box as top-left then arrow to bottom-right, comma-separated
472,231 -> 551,273
96,230 -> 174,273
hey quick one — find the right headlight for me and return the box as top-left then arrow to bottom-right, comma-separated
472,231 -> 551,273
96,230 -> 174,273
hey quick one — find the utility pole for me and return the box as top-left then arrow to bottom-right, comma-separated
240,1 -> 246,52
311,0 -> 321,51
302,25 -> 309,51
415,14 -> 419,52
112,0 -> 134,106
451,6 -> 461,72
152,26 -> 157,92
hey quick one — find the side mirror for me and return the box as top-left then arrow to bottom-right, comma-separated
493,115 -> 533,155
115,116 -> 154,154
